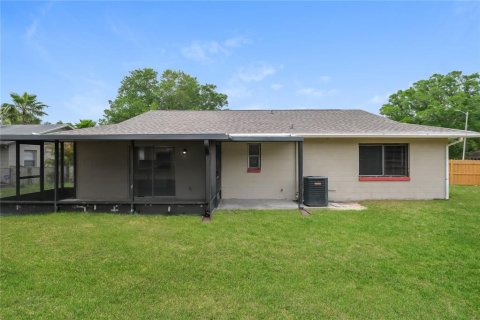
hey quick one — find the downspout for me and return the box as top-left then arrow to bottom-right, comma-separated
297,141 -> 304,209
295,141 -> 298,200
446,138 -> 464,200
204,140 -> 211,217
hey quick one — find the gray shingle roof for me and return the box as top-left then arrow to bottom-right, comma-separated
0,124 -> 71,135
52,109 -> 479,138
1,110 -> 479,141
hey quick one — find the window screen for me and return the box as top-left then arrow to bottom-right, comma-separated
134,147 -> 175,197
248,144 -> 261,169
384,145 -> 408,176
359,144 -> 408,177
359,145 -> 383,175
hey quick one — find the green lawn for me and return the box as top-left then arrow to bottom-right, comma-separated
0,181 -> 74,198
1,186 -> 479,319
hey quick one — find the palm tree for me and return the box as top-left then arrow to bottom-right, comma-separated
1,92 -> 48,124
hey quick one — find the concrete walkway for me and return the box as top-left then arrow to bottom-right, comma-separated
217,199 -> 365,211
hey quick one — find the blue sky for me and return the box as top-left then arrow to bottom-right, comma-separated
1,1 -> 479,124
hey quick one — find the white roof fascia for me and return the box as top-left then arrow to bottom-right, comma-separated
229,132 -> 480,138
228,133 -> 296,138
297,132 -> 480,138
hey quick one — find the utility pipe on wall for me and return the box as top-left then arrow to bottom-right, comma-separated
446,138 -> 464,200
463,112 -> 469,160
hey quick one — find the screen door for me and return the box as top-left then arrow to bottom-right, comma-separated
134,147 -> 175,197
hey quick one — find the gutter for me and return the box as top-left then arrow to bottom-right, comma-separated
228,134 -> 303,142
3,130 -> 479,142
0,133 -> 230,141
299,133 -> 480,138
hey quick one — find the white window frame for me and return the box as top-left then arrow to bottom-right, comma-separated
247,143 -> 261,170
23,150 -> 37,167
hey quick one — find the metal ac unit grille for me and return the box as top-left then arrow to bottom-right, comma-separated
303,176 -> 328,207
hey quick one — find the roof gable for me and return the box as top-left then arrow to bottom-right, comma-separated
0,124 -> 72,135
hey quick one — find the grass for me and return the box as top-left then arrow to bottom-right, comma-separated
0,181 -> 74,198
1,186 -> 479,319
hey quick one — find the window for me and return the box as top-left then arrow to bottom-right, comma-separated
247,143 -> 261,172
359,144 -> 409,181
23,150 -> 37,167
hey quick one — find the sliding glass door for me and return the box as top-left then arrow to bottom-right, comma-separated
134,147 -> 175,197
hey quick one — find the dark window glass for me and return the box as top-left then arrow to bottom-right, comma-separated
24,160 -> 35,167
153,148 -> 175,196
359,144 -> 408,177
359,145 -> 383,175
248,144 -> 261,169
384,145 -> 408,176
134,147 -> 153,197
249,144 -> 260,156
249,156 -> 259,168
134,147 -> 175,197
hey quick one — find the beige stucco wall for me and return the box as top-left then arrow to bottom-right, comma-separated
76,140 -> 206,201
76,138 -> 448,202
221,142 -> 296,199
76,141 -> 130,200
303,138 -> 448,201
0,145 -> 10,168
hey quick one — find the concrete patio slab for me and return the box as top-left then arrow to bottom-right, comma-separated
218,199 -> 298,210
217,199 -> 366,211
306,202 -> 366,211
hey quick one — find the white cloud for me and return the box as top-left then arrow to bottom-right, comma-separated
181,41 -> 228,63
223,63 -> 278,102
318,75 -> 331,84
297,88 -> 337,97
270,83 -> 284,90
223,85 -> 252,99
25,19 -> 39,40
65,90 -> 109,121
224,36 -> 250,48
181,36 -> 250,63
24,2 -> 53,40
235,64 -> 276,82
370,94 -> 389,104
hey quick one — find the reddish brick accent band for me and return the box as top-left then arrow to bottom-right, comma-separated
247,168 -> 261,173
359,176 -> 410,182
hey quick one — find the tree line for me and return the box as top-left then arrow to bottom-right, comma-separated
1,69 -> 478,158
0,69 -> 228,128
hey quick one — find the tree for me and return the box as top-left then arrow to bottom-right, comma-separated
102,68 -> 160,124
0,92 -> 48,124
380,71 -> 480,159
75,119 -> 97,129
102,68 -> 228,124
157,70 -> 228,111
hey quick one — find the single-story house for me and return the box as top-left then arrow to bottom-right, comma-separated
1,109 -> 479,214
